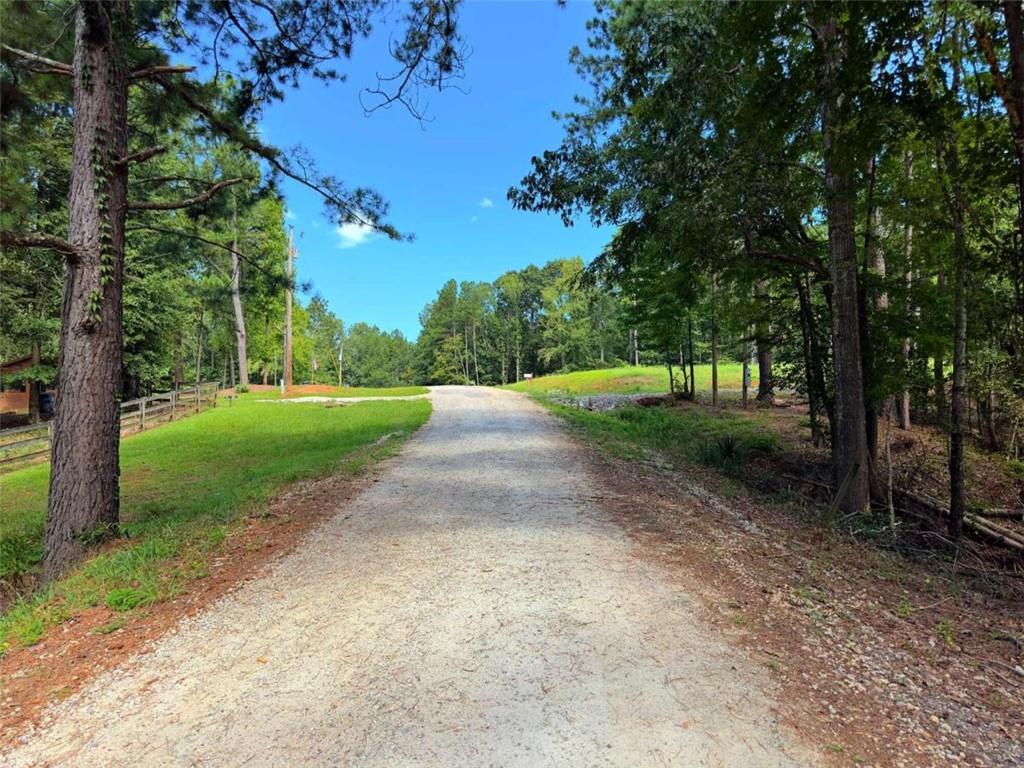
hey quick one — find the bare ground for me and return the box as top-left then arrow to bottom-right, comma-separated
2,386 -> 816,767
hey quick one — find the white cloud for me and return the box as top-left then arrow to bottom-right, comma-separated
335,220 -> 375,249
478,197 -> 494,209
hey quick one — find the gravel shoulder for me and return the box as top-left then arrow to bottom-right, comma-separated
4,386 -> 817,767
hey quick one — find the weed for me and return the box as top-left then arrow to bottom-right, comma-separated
896,594 -> 913,618
935,618 -> 957,648
105,586 -> 154,612
93,615 -> 127,635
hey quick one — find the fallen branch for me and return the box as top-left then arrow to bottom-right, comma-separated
893,490 -> 1024,551
976,508 -> 1024,520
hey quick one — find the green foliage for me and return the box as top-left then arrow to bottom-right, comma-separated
507,0 -> 1024,483
343,323 -> 417,388
504,365 -> 750,395
541,396 -> 777,470
417,259 -> 627,385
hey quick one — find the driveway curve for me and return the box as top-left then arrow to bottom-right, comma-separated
5,386 -> 816,767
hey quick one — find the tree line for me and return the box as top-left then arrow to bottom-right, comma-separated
1,0 -> 463,580
508,0 -> 1024,541
417,258 -> 623,385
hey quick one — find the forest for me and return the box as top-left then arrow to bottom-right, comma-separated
2,0 -> 1024,572
2,2 -> 1024,763
504,0 -> 1024,542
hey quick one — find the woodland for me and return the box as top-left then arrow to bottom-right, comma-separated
3,0 -> 1024,579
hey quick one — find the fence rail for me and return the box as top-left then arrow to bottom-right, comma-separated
0,381 -> 220,472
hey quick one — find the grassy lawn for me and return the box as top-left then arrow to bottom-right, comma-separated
543,398 -> 777,470
503,364 -> 754,396
0,396 -> 431,654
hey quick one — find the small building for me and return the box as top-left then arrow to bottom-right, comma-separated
0,353 -> 56,419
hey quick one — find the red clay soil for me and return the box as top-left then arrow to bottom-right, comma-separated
238,384 -> 343,396
0,465 -> 382,739
578,410 -> 1023,768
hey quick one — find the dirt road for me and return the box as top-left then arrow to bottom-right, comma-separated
5,387 -> 816,767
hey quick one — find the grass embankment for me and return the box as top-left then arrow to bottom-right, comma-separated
0,393 -> 430,653
545,397 -> 777,470
504,364 -> 753,396
507,365 -> 774,473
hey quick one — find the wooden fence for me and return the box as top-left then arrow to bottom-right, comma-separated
0,381 -> 220,473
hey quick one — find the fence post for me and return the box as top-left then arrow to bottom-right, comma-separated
140,398 -> 146,431
195,385 -> 200,414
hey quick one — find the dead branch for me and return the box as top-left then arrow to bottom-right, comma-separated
116,146 -> 167,167
0,43 -> 72,76
130,65 -> 195,81
127,178 -> 243,211
0,230 -> 78,259
977,508 -> 1024,520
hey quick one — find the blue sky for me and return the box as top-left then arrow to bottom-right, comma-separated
258,1 -> 612,340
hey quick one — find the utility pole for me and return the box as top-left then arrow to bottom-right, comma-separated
284,227 -> 295,388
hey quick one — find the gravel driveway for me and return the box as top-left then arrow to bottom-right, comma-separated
5,386 -> 816,767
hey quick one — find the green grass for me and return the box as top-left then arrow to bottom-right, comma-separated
541,398 -> 777,470
503,364 -> 753,396
0,397 -> 430,654
238,385 -> 427,400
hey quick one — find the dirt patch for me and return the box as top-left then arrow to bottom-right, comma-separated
0,461 -> 384,739
575,430 -> 1024,767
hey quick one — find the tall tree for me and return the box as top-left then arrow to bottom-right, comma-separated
1,0 -> 464,579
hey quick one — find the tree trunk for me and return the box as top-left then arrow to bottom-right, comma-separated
934,272 -> 948,422
754,280 -> 773,403
687,317 -> 696,399
44,1 -> 130,580
711,273 -> 719,406
194,304 -> 204,385
515,334 -> 521,383
472,323 -> 480,385
815,8 -> 871,516
742,354 -> 749,409
795,274 -> 823,446
863,157 -> 887,503
27,340 -> 41,422
949,239 -> 968,542
230,199 -> 249,387
173,331 -> 183,389
284,229 -> 294,388
899,151 -> 914,430
944,139 -> 970,541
